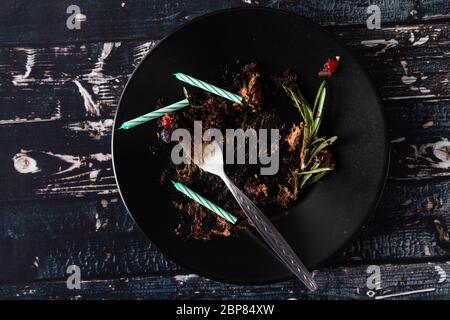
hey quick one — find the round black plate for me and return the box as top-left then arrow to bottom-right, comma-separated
112,8 -> 389,284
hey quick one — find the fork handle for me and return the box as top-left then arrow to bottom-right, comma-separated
221,174 -> 318,291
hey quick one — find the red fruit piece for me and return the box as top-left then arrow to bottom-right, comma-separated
161,114 -> 173,129
318,56 -> 341,78
326,58 -> 339,73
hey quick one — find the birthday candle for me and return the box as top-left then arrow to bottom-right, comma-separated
173,72 -> 243,104
172,181 -> 237,224
118,99 -> 189,130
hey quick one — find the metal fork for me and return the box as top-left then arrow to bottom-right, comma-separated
183,139 -> 318,290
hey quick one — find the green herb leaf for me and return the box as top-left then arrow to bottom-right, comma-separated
305,136 -> 337,166
312,84 -> 327,137
303,171 -> 330,188
285,81 -> 337,194
297,167 -> 333,175
313,80 -> 327,115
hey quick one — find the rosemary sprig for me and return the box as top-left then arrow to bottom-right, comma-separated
284,80 -> 337,194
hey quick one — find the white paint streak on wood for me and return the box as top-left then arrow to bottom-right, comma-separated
413,35 -> 430,46
402,75 -> 417,85
35,187 -> 117,197
101,199 -> 109,207
89,153 -> 112,162
40,151 -> 110,175
64,119 -> 113,139
422,121 -> 434,128
384,94 -> 436,100
75,13 -> 87,23
95,214 -> 102,231
400,60 -> 408,73
98,43 -> 115,65
391,137 -> 406,143
73,80 -> 100,116
14,149 -> 108,176
35,184 -> 117,195
12,153 -> 41,174
374,288 -> 435,300
133,41 -> 158,66
45,178 -> 100,187
400,61 -> 418,86
411,139 -> 450,170
12,48 -> 36,85
51,171 -> 112,183
419,87 -> 431,94
45,151 -> 83,175
424,244 -> 431,256
98,190 -> 115,195
435,266 -> 447,283
23,149 -> 115,195
401,199 -> 413,206
431,140 -> 450,169
83,42 -> 122,108
89,169 -> 100,181
423,13 -> 450,21
174,274 -> 199,283
360,39 -> 398,55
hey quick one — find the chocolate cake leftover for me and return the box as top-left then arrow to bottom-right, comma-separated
152,63 -> 337,240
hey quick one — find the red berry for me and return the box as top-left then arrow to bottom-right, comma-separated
326,58 -> 339,73
161,114 -> 173,129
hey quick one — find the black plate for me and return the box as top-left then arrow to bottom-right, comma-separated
112,7 -> 389,284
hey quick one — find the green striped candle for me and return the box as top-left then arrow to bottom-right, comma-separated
172,181 -> 237,224
118,99 -> 189,130
173,72 -> 243,105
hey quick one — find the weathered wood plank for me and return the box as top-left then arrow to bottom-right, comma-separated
0,23 -> 449,126
2,180 -> 450,284
338,23 -> 450,100
0,4 -> 449,295
0,198 -> 135,240
0,120 -> 115,200
387,98 -> 450,180
0,23 -> 448,201
0,42 -> 154,124
1,261 -> 449,300
0,198 -> 179,284
0,0 -> 449,45
0,97 -> 449,201
0,233 -> 181,284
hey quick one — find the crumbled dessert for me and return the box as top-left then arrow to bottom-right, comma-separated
285,123 -> 303,151
154,63 -> 336,240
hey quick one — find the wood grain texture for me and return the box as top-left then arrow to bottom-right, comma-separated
0,0 -> 449,45
339,23 -> 450,100
2,179 -> 450,284
0,103 -> 448,201
1,261 -> 449,300
0,22 -> 449,201
0,41 -> 150,124
0,234 -> 181,284
1,0 -> 450,300
0,98 -> 448,200
1,23 -> 448,125
0,121 -> 116,200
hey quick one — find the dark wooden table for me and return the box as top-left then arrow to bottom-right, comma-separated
0,0 -> 449,300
